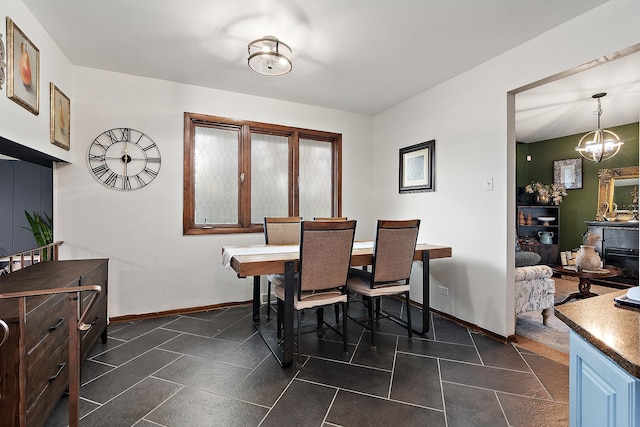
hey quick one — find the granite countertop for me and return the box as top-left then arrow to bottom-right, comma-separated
555,289 -> 640,379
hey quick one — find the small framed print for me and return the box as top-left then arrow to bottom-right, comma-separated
50,83 -> 70,150
399,140 -> 435,193
553,158 -> 583,189
6,17 -> 40,115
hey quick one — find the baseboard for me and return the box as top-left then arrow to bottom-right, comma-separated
109,300 -> 252,323
426,306 -> 511,344
110,296 -> 509,349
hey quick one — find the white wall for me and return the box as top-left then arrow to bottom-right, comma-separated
57,68 -> 374,318
2,0 -> 374,319
373,0 -> 640,337
3,0 -> 638,337
1,0 -> 73,162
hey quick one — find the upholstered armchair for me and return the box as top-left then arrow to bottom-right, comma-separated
514,264 -> 555,325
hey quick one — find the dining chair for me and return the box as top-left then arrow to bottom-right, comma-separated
347,219 -> 420,349
263,216 -> 302,319
274,219 -> 356,365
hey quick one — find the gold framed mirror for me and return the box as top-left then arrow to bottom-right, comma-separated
596,166 -> 639,220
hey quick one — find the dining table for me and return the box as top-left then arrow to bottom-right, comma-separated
222,241 -> 452,367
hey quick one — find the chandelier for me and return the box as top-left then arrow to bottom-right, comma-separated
247,36 -> 292,76
575,92 -> 623,163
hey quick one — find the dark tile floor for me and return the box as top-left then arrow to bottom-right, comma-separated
46,299 -> 569,427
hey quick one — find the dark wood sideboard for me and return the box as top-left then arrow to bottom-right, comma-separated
585,221 -> 639,287
0,259 -> 108,427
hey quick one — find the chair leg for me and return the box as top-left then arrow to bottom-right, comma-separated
334,304 -> 340,325
297,310 -> 302,366
405,292 -> 413,341
267,280 -> 272,320
368,296 -> 376,350
317,307 -> 324,337
342,302 -> 348,355
375,297 -> 381,323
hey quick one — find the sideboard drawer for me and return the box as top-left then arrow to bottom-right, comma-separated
81,290 -> 107,359
26,340 -> 69,427
26,337 -> 68,409
603,228 -> 639,250
25,292 -> 69,353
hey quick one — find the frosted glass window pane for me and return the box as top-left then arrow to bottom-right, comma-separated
299,139 -> 332,219
251,134 -> 289,223
194,127 -> 238,224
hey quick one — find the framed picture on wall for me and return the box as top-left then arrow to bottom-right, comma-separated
553,158 -> 583,189
50,83 -> 70,150
6,17 -> 40,115
399,140 -> 435,193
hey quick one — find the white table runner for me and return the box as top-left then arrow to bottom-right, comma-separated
222,241 -> 375,270
222,245 -> 298,269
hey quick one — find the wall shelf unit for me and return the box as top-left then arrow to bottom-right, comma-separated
517,205 -> 560,266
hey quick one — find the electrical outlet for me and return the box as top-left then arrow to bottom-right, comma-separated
438,286 -> 449,296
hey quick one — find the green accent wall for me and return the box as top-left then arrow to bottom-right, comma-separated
516,122 -> 639,251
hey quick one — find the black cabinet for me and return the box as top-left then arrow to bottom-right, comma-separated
0,160 -> 53,257
517,205 -> 560,265
585,221 -> 638,287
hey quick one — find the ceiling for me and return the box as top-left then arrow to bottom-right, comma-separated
20,0 -> 639,142
516,50 -> 640,143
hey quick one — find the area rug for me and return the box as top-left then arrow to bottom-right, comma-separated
515,277 -> 619,353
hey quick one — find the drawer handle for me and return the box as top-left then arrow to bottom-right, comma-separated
49,362 -> 66,382
49,317 -> 65,331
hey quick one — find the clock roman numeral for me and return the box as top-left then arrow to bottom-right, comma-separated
92,138 -> 110,151
105,130 -> 120,144
135,175 -> 147,187
89,154 -> 106,161
146,157 -> 161,163
122,176 -> 131,190
142,167 -> 158,178
119,128 -> 131,142
104,172 -> 118,187
142,142 -> 157,151
92,163 -> 109,178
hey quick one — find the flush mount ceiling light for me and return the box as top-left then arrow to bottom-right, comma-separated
575,92 -> 624,163
247,36 -> 292,76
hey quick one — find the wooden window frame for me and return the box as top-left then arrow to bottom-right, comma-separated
183,112 -> 342,235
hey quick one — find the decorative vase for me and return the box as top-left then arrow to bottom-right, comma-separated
535,194 -> 551,205
538,231 -> 554,244
575,245 -> 602,271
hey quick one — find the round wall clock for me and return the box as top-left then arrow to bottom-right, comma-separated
88,127 -> 161,191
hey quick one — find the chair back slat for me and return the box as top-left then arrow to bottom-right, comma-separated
264,217 -> 301,245
372,219 -> 420,284
313,217 -> 348,221
299,220 -> 356,293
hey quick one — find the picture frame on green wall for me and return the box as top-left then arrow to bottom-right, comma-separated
554,158 -> 582,189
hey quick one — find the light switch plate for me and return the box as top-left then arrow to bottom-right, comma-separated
484,177 -> 493,191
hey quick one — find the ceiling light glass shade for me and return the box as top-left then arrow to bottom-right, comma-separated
576,129 -> 623,163
247,36 -> 292,76
575,92 -> 623,163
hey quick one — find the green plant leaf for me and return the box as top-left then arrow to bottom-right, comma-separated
21,211 -> 53,260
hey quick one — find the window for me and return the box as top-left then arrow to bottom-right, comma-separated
183,113 -> 342,234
